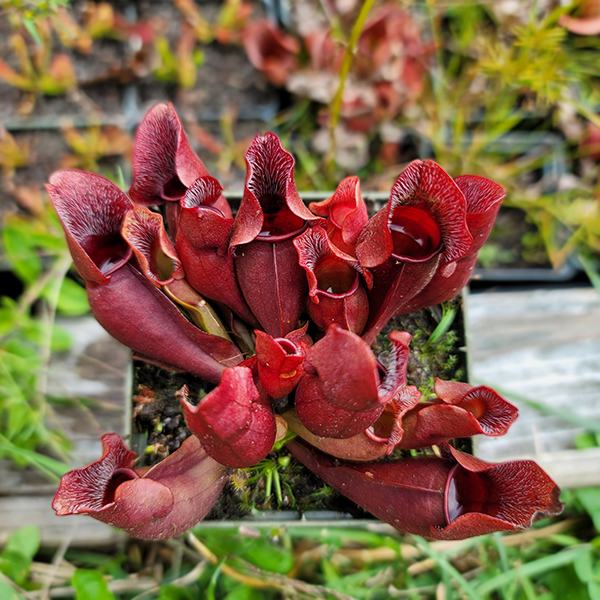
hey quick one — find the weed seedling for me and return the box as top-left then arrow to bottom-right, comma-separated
246,456 -> 294,509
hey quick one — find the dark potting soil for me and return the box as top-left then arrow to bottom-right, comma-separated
131,294 -> 468,520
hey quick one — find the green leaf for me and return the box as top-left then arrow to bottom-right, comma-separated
199,532 -> 293,575
573,549 -> 593,582
239,538 -> 293,574
0,527 -> 40,587
412,536 -> 483,600
23,18 -> 43,45
206,560 -> 224,600
321,557 -> 339,584
578,252 -> 600,295
574,432 -> 600,450
4,526 -> 40,561
544,565 -> 589,600
477,547 -> 592,597
157,584 -> 195,600
286,527 -> 400,551
422,304 -> 457,350
30,231 -> 67,252
0,301 -> 22,336
575,488 -> 600,531
223,586 -> 265,600
47,278 -> 90,315
2,225 -> 42,284
22,320 -> 73,352
50,324 -> 73,351
0,579 -> 26,600
589,580 -> 600,600
72,569 -> 115,600
0,441 -> 69,479
0,550 -> 30,587
113,166 -> 126,191
3,337 -> 41,363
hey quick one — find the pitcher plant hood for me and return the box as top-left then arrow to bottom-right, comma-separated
288,439 -> 564,540
53,434 -> 227,540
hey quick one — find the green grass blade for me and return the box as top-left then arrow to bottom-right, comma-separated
411,536 -> 484,600
577,252 -> 600,295
0,436 -> 69,480
422,304 -> 457,351
476,546 -> 592,597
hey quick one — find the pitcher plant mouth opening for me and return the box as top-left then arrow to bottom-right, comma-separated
102,468 -> 139,507
327,202 -> 356,230
49,101 -> 561,541
274,338 -> 301,356
314,255 -> 358,295
444,463 -> 493,525
161,176 -> 188,202
84,234 -> 132,275
256,220 -> 308,241
257,195 -> 307,238
389,205 -> 442,262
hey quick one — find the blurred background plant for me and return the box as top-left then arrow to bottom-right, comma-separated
0,182 -> 88,479
247,0 -> 600,280
0,0 -> 70,42
1,0 -> 600,596
2,492 -> 600,599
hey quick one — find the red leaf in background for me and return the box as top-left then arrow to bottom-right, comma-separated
559,0 -> 600,35
242,20 -> 300,86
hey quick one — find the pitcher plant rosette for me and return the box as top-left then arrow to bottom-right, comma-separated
49,103 -> 563,540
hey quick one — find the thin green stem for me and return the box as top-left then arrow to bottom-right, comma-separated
273,469 -> 282,506
17,250 -> 72,314
476,546 -> 592,597
577,252 -> 600,295
411,536 -> 484,600
36,252 -> 72,397
421,304 -> 457,353
326,0 -> 376,166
